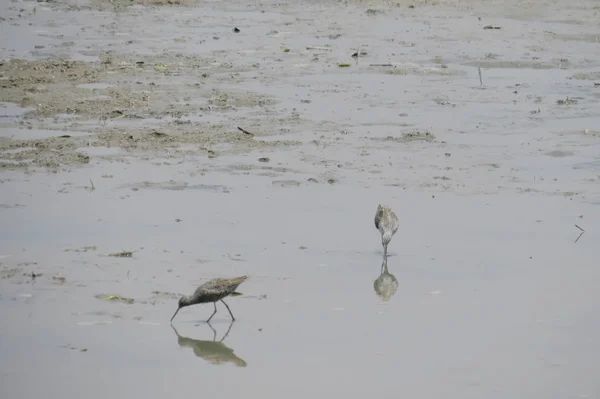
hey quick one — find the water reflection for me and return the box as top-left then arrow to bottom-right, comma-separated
373,255 -> 398,301
171,322 -> 247,367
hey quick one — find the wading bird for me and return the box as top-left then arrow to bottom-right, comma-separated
170,276 -> 248,323
374,204 -> 399,257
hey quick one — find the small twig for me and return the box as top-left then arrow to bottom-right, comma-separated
237,126 -> 254,136
89,179 -> 95,190
108,250 -> 135,258
574,224 -> 585,244
306,46 -> 331,51
478,66 -> 483,86
369,63 -> 393,67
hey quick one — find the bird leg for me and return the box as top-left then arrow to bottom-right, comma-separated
383,242 -> 388,258
206,321 -> 217,341
381,256 -> 391,277
220,320 -> 234,343
221,299 -> 236,321
206,302 -> 218,323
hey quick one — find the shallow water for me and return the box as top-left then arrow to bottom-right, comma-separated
1,165 -> 599,398
1,0 -> 600,397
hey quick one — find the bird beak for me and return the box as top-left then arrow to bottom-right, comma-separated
170,307 -> 180,323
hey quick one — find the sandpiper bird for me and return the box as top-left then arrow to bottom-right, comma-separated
170,276 -> 248,323
374,204 -> 399,257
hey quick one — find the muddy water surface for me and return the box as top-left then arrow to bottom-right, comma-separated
1,0 -> 600,398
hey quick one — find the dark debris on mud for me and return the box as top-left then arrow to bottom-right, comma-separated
0,53 -> 299,170
0,54 -> 259,119
369,130 -> 436,143
0,124 -> 300,170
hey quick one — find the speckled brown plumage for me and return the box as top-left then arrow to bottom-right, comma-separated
374,204 -> 399,257
171,276 -> 248,323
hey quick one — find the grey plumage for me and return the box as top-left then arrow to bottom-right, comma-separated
374,204 -> 399,257
171,275 -> 248,323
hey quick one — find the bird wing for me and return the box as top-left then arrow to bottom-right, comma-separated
195,278 -> 228,296
195,276 -> 248,297
374,206 -> 382,229
391,211 -> 399,234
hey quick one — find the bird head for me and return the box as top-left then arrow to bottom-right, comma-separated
170,296 -> 188,323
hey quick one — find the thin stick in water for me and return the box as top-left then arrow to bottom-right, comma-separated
237,126 -> 254,136
574,224 -> 585,244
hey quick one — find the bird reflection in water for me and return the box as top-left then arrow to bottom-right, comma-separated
171,322 -> 247,367
373,255 -> 398,301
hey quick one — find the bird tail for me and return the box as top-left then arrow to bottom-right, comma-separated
228,275 -> 249,289
231,275 -> 248,283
